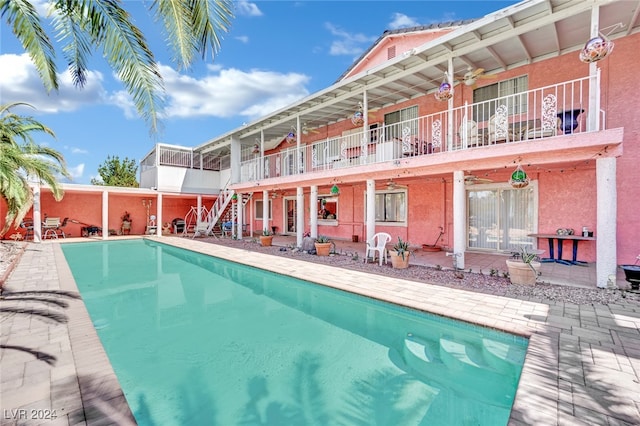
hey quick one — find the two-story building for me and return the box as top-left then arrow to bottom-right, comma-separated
7,0 -> 638,289
138,0 -> 637,288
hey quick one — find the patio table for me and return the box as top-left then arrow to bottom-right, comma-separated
528,233 -> 595,266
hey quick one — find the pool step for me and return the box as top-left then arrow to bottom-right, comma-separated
482,338 -> 527,375
439,336 -> 492,372
402,333 -> 514,408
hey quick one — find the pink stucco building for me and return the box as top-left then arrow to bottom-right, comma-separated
4,0 -> 638,289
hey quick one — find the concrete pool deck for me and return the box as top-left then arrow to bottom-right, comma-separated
1,238 -> 639,425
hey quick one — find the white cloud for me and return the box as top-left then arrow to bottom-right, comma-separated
389,13 -> 420,30
325,23 -> 377,56
157,64 -> 310,120
235,1 -> 262,17
235,35 -> 249,43
0,53 -> 107,114
67,163 -> 85,181
70,147 -> 89,154
0,53 -> 311,124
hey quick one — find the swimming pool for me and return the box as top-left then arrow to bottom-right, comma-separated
62,239 -> 527,425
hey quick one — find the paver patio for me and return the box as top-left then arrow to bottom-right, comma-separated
1,238 -> 638,425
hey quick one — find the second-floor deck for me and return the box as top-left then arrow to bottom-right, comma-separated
238,75 -> 608,184
145,74 -> 619,189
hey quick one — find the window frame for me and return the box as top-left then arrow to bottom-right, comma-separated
317,195 -> 338,223
255,199 -> 273,220
368,188 -> 408,226
472,75 -> 528,122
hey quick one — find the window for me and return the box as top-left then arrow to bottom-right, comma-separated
467,183 -> 537,252
317,196 -> 338,221
384,106 -> 418,142
255,200 -> 272,220
374,190 -> 407,224
313,138 -> 340,167
472,76 -> 528,122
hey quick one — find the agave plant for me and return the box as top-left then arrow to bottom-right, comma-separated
393,237 -> 411,260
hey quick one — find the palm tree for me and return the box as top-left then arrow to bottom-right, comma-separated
0,0 -> 234,133
0,102 -> 71,237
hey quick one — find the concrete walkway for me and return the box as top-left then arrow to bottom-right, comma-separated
1,238 -> 639,425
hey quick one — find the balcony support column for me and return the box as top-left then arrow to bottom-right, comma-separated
230,135 -> 241,184
262,190 -> 269,234
236,192 -> 243,241
310,186 -> 318,238
588,6 -> 601,132
366,179 -> 376,243
453,170 -> 465,269
596,157 -> 617,288
296,187 -> 304,247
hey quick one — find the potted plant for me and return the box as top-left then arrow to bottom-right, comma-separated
314,235 -> 332,256
121,211 -> 132,235
231,193 -> 238,203
260,229 -> 273,246
506,246 -> 541,285
390,236 -> 411,269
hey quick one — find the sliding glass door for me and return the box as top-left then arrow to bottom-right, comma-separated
467,184 -> 537,252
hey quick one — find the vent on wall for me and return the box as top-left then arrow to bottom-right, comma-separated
387,45 -> 396,60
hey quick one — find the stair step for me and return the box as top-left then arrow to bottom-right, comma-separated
439,336 -> 491,371
482,338 -> 526,374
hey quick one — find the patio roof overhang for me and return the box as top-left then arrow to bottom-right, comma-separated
194,0 -> 639,154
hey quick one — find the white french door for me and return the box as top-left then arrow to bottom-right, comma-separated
467,183 -> 537,252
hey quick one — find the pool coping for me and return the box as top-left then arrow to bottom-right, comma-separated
2,238 -> 638,425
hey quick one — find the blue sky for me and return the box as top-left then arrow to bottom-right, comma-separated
0,0 -> 519,184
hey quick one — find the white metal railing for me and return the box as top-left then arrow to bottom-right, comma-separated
141,145 -> 227,171
239,75 -> 598,182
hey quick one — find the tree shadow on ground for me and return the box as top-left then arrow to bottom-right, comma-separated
0,289 -> 80,365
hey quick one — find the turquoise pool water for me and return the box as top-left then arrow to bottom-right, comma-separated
62,239 -> 528,425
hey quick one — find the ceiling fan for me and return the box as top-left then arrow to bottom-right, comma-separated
302,123 -> 320,135
455,67 -> 496,88
464,175 -> 493,185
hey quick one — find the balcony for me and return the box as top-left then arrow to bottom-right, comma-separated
240,75 -> 606,184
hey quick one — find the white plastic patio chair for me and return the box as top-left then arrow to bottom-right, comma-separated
364,232 -> 392,266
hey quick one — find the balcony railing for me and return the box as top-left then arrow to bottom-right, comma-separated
141,144 -> 228,171
241,75 -> 601,183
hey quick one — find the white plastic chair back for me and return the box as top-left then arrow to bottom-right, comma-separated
364,232 -> 392,266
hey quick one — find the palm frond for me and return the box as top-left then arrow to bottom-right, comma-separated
189,0 -> 233,62
0,0 -> 58,91
58,0 -> 165,133
51,2 -> 94,87
152,0 -> 194,70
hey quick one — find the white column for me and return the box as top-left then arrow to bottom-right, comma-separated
296,187 -> 304,247
366,179 -> 376,243
310,185 -> 318,238
197,195 -> 203,224
32,184 -> 42,243
588,6 -> 600,132
453,170 -> 466,269
447,58 -> 455,150
156,193 -> 163,236
262,190 -> 269,233
101,190 -> 108,240
230,135 -> 241,184
596,157 -> 617,288
236,192 -> 243,240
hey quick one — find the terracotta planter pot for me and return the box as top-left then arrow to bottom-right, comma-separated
506,259 -> 540,285
315,242 -> 331,256
260,235 -> 273,247
390,251 -> 410,269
